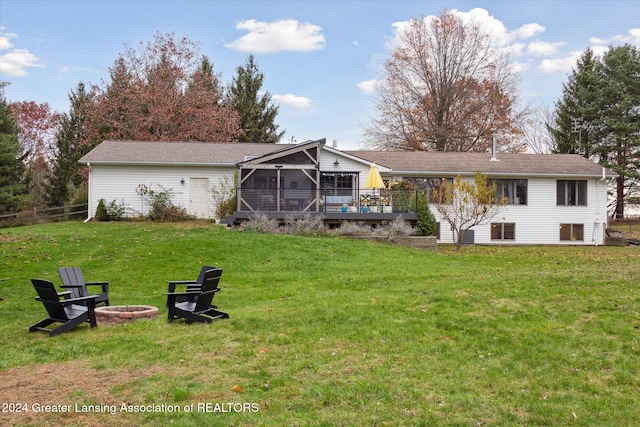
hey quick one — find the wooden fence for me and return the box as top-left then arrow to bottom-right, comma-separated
0,203 -> 88,227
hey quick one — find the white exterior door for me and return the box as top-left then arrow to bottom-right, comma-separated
190,178 -> 210,218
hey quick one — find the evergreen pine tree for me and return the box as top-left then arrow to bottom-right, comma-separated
0,82 -> 28,214
47,83 -> 96,207
550,45 -> 640,217
548,48 -> 599,156
227,55 -> 284,143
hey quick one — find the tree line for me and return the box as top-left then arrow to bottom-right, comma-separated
2,14 -> 639,217
1,32 -> 283,214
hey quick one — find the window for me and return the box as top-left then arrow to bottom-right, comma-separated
491,223 -> 515,240
321,173 -> 355,194
404,177 -> 453,204
557,180 -> 587,206
490,179 -> 527,205
560,224 -> 584,241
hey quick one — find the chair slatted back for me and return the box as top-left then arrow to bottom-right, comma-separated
193,269 -> 223,313
32,279 -> 69,321
195,265 -> 217,284
58,267 -> 86,298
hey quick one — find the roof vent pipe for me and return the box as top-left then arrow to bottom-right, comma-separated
490,135 -> 499,161
333,139 -> 337,149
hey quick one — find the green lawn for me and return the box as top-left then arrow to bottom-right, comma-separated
1,221 -> 638,426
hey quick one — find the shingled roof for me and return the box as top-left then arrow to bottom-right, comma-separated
80,140 -> 616,178
79,140 -> 283,165
345,150 -> 617,178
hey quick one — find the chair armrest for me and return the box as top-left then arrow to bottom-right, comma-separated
36,295 -> 99,304
85,281 -> 110,292
167,281 -> 199,293
60,295 -> 100,305
164,291 -> 202,296
85,281 -> 109,286
57,291 -> 73,298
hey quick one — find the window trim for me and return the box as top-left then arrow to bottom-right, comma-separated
491,222 -> 516,241
489,179 -> 528,205
557,180 -> 587,206
559,223 -> 584,241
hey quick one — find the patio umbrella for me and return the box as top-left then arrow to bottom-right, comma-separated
364,163 -> 385,211
364,163 -> 385,190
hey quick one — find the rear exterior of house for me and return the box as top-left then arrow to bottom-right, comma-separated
349,150 -> 615,245
80,139 -> 617,246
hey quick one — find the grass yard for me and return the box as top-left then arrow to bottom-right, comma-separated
0,221 -> 638,426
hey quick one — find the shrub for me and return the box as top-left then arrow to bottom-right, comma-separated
415,192 -> 437,236
243,212 -> 281,234
376,216 -> 414,237
332,221 -> 374,237
284,212 -> 325,235
211,173 -> 237,220
95,199 -> 109,221
95,198 -> 128,221
146,186 -> 194,222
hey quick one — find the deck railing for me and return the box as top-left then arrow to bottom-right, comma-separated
236,189 -> 420,214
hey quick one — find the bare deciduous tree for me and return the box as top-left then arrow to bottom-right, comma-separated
434,172 -> 507,250
519,105 -> 556,154
365,10 -> 525,153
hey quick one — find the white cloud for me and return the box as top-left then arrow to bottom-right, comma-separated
225,19 -> 325,53
356,79 -> 378,95
387,8 -> 547,56
451,8 -> 545,46
273,93 -> 312,108
589,36 -> 608,45
527,40 -> 564,56
631,28 -> 640,45
0,29 -> 43,77
513,23 -> 546,40
589,28 -> 640,47
0,28 -> 17,50
0,49 -> 43,77
538,50 -> 583,73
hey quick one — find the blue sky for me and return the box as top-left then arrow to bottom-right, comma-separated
1,1 -> 639,149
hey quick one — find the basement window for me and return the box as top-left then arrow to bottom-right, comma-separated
559,224 -> 584,241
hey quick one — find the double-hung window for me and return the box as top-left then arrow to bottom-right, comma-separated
557,180 -> 587,206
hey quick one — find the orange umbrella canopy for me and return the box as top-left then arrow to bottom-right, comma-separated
364,163 -> 385,189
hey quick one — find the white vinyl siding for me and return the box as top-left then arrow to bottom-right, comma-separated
87,165 -> 236,220
431,176 -> 609,245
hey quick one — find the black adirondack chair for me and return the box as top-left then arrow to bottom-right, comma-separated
166,265 -> 217,304
165,268 -> 229,323
29,278 -> 98,337
58,267 -> 110,306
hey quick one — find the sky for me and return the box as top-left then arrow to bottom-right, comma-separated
1,0 -> 639,150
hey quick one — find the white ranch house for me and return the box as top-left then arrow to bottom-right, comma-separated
79,138 -> 617,245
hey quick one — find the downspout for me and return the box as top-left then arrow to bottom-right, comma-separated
594,167 -> 606,245
84,162 -> 93,222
